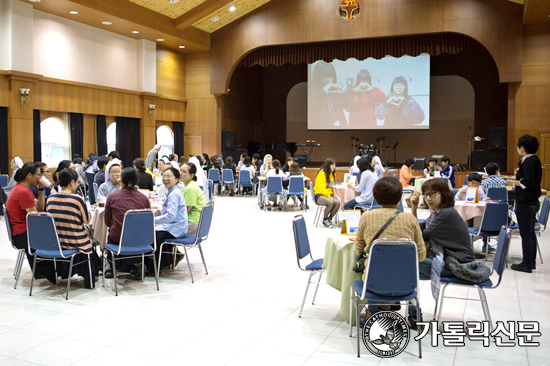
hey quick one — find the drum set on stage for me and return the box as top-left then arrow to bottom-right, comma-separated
350,136 -> 390,165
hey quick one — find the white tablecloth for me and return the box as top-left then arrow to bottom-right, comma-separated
454,201 -> 486,222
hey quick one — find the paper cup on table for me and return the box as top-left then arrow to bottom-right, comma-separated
98,197 -> 106,207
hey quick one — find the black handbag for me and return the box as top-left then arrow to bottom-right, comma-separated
352,211 -> 401,273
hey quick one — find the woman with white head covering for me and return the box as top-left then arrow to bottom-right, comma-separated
350,155 -> 360,175
188,156 -> 209,200
259,154 -> 273,177
145,144 -> 161,171
104,158 -> 122,183
4,157 -> 24,197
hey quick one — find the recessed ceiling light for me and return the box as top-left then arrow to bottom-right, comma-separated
132,31 -> 139,34
229,6 -> 236,12
211,16 -> 219,22
29,0 -> 41,2
170,0 -> 179,3
179,46 -> 185,48
156,38 -> 165,42
102,21 -> 112,25
70,11 -> 78,14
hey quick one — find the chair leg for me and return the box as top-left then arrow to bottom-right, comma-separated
299,272 -> 314,318
53,258 -> 59,285
198,244 -> 208,274
13,250 -> 22,277
416,300 -> 422,359
141,254 -> 145,282
356,297 -> 360,358
152,252 -> 159,291
436,283 -> 450,326
157,243 -> 164,274
66,256 -> 74,300
29,256 -> 37,296
183,246 -> 193,283
112,255 -> 118,296
14,251 -> 24,289
87,254 -> 93,290
102,249 -> 106,288
478,288 -> 493,333
312,272 -> 322,305
349,287 -> 354,337
536,234 -> 543,264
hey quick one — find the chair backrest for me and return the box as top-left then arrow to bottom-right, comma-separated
118,210 -> 156,254
238,169 -> 252,185
493,226 -> 512,281
208,169 -> 220,182
452,189 -> 459,196
207,179 -> 213,201
309,181 -> 316,204
352,172 -> 361,184
196,203 -> 214,240
2,204 -> 14,244
487,187 -> 507,201
370,197 -> 379,208
539,197 -> 550,229
0,174 -> 8,188
266,176 -> 283,194
479,201 -> 509,232
93,183 -> 99,199
463,175 -> 469,186
362,239 -> 418,299
288,176 -> 305,195
222,169 -> 234,184
292,215 -> 312,267
397,199 -> 403,212
387,171 -> 393,178
26,212 -> 64,255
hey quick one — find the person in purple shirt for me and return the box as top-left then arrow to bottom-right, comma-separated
440,156 -> 455,188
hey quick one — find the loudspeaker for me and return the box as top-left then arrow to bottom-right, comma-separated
412,158 -> 425,171
222,147 -> 235,162
487,148 -> 507,172
222,130 -> 236,148
490,127 -> 506,149
294,155 -> 307,168
471,149 -> 487,171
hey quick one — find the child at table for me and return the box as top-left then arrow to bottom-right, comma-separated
454,173 -> 489,202
424,158 -> 441,178
440,156 -> 455,188
481,162 -> 507,191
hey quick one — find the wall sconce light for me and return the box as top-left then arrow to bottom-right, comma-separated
149,104 -> 156,120
20,88 -> 30,109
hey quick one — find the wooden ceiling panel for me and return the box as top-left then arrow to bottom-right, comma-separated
523,0 -> 550,25
126,0 -> 207,19
192,0 -> 270,33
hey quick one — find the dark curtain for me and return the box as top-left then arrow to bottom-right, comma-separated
70,113 -> 83,159
173,122 -> 184,158
96,115 -> 107,156
115,117 -> 140,168
0,107 -> 8,174
239,33 -> 488,68
33,110 -> 41,162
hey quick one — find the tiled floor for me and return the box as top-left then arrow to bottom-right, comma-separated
0,195 -> 548,365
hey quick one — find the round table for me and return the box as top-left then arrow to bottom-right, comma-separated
454,201 -> 486,222
332,184 -> 358,211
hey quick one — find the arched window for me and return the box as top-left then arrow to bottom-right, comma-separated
156,126 -> 174,158
41,117 -> 69,167
106,123 -> 116,153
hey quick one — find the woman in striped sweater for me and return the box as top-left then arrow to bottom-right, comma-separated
46,169 -> 100,289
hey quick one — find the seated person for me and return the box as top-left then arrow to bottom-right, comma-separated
51,160 -> 86,198
481,162 -> 507,191
455,173 -> 489,202
46,169 -> 100,288
30,163 -> 52,199
282,157 -> 294,174
153,157 -> 169,177
239,157 -> 256,195
252,153 -> 262,173
263,159 -> 287,211
424,157 -> 441,178
97,163 -> 122,199
440,156 -> 455,188
4,157 -> 24,197
344,157 -> 378,210
259,154 -> 273,177
350,156 -> 360,175
369,156 -> 385,179
236,153 -> 247,170
355,177 -> 425,327
409,178 -> 475,325
223,157 -> 237,196
314,158 -> 340,227
104,168 -> 152,278
399,157 -> 415,188
288,162 -> 306,209
94,156 -> 109,187
133,158 -> 154,191
181,162 -> 206,235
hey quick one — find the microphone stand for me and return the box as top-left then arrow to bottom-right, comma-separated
468,127 -> 473,170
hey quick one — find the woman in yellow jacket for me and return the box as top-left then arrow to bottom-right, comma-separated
314,158 -> 340,227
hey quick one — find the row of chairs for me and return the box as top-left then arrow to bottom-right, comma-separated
208,169 -> 255,196
2,202 -> 214,299
292,214 -> 513,358
261,176 -> 308,212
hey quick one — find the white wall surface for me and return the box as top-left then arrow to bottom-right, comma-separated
1,0 -> 34,72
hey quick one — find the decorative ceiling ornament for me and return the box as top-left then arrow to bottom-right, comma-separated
339,0 -> 360,21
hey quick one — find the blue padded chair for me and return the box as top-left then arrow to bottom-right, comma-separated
310,181 -> 325,226
352,172 -> 361,185
27,212 -> 93,300
264,176 -> 286,212
452,189 -> 459,196
208,169 -> 220,196
160,203 -> 213,283
93,183 -> 99,201
288,176 -> 306,211
487,187 -> 508,202
435,227 -> 512,333
509,197 -> 549,265
350,239 -> 421,358
102,209 -> 159,296
292,215 -> 324,318
387,171 -> 393,178
398,199 -> 404,212
237,170 -> 253,196
463,174 -> 469,186
468,201 -> 509,259
3,204 -> 25,289
0,174 -> 8,187
207,179 -> 214,202
221,169 -> 235,195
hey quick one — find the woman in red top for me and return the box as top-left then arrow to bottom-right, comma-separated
347,69 -> 386,127
5,162 -> 56,282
